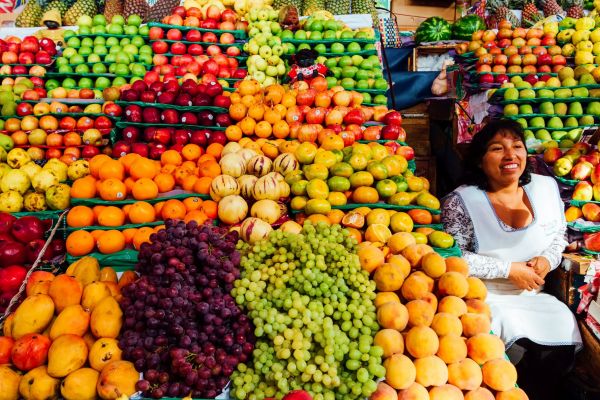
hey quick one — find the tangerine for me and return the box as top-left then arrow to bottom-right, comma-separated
254,120 -> 272,138
98,159 -> 125,180
99,179 -> 127,201
154,173 -> 176,193
182,144 -> 202,161
66,230 -> 95,257
70,176 -> 97,199
129,201 -> 156,224
183,196 -> 203,211
96,230 -> 126,254
193,176 -> 212,194
272,120 -> 290,139
154,224 -> 165,233
124,177 -> 136,194
122,228 -> 138,244
201,200 -> 218,219
130,157 -> 157,180
181,175 -> 198,191
132,178 -> 159,200
408,209 -> 433,225
352,186 -> 379,203
229,102 -> 247,121
133,227 -> 155,250
120,153 -> 141,173
90,230 -> 104,241
161,199 -> 187,220
198,160 -> 220,178
161,150 -> 183,166
154,201 -> 165,216
66,206 -> 95,227
89,154 -> 111,178
206,143 -> 223,160
97,206 -> 126,227
225,125 -> 243,142
92,205 -> 106,219
184,210 -> 208,225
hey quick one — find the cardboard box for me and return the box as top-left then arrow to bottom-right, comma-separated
561,253 -> 595,275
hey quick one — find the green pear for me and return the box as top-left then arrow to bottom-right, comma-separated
569,102 -> 584,115
534,81 -> 546,88
524,130 -> 535,140
504,88 -> 519,101
19,79 -> 33,89
530,117 -> 546,128
515,81 -> 532,89
1,103 -> 15,117
579,115 -> 595,125
520,105 -> 534,114
516,118 -> 528,128
539,102 -> 555,115
586,101 -> 600,115
504,104 -> 519,116
0,134 -> 13,151
537,89 -> 555,98
561,139 -> 575,148
555,103 -> 568,115
558,67 -> 575,81
510,76 -> 523,84
565,117 -> 579,127
573,87 -> 590,97
548,116 -> 565,129
0,92 -> 13,106
568,128 -> 583,141
519,89 -> 536,99
552,131 -> 569,141
545,77 -> 562,87
536,129 -> 552,141
575,66 -> 591,80
579,73 -> 596,85
562,77 -> 578,87
555,88 -> 573,98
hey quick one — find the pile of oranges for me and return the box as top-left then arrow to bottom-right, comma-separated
65,197 -> 218,256
70,143 -> 225,201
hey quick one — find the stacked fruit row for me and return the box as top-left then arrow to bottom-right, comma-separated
0,36 -> 56,80
244,7 -> 287,84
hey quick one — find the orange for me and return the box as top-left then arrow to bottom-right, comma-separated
161,150 -> 183,166
183,196 -> 203,211
98,159 -> 125,181
97,206 -> 126,227
66,230 -> 95,257
198,160 -> 220,178
229,92 -> 242,104
346,227 -> 363,243
247,104 -> 265,120
161,199 -> 187,220
201,200 -> 218,219
124,177 -> 136,194
184,210 -> 208,225
129,201 -> 156,224
122,204 -> 132,218
175,166 -> 193,186
130,157 -> 158,180
122,228 -> 138,244
197,154 -> 216,164
180,161 -> 197,173
92,205 -> 106,219
161,164 -> 176,175
132,178 -> 159,201
70,176 -> 97,199
193,176 -> 212,194
119,153 -> 141,173
96,230 -> 126,254
239,117 -> 256,136
154,173 -> 176,193
154,224 -> 165,233
407,209 -> 433,225
133,227 -> 155,250
352,187 -> 379,204
225,125 -> 243,142
206,143 -> 223,160
66,205 -> 95,227
307,214 -> 331,225
229,102 -> 247,121
99,179 -> 127,201
182,175 -> 198,192
273,104 -> 287,118
89,154 -> 111,178
90,230 -> 105,241
254,120 -> 272,138
154,201 -> 165,216
264,108 -> 282,125
327,209 -> 345,225
182,144 -> 202,161
272,120 -> 290,139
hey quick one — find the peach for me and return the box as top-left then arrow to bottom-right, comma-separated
466,277 -> 488,300
448,358 -> 483,390
495,388 -> 529,400
384,354 -> 416,390
414,355 -> 448,387
421,292 -> 438,312
406,299 -> 435,328
482,359 -> 518,391
466,299 -> 492,319
438,271 -> 469,298
375,292 -> 401,308
374,262 -> 406,291
397,383 -> 429,400
465,387 -> 495,400
429,384 -> 465,400
421,252 -> 446,278
437,296 -> 468,317
369,381 -> 397,400
467,334 -> 506,365
412,271 -> 434,290
48,274 -> 83,313
445,257 -> 469,276
359,244 -> 385,273
377,302 -> 409,331
431,312 -> 463,337
401,244 -> 434,267
388,232 -> 417,254
405,326 -> 439,358
374,329 -> 404,358
388,254 -> 412,278
401,273 -> 431,301
461,313 -> 491,337
437,334 -> 467,364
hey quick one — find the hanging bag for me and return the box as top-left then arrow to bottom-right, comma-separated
376,7 -> 403,48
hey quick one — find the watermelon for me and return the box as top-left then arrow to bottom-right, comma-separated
415,17 -> 452,44
452,15 -> 486,41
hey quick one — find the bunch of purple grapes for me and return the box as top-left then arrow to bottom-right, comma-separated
118,220 -> 255,399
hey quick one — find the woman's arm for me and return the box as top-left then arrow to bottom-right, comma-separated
441,193 -> 512,279
539,215 -> 568,271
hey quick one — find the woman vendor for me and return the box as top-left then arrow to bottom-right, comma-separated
441,119 -> 582,399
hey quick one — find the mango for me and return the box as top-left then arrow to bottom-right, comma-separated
117,270 -> 137,290
18,366 -> 59,400
49,305 -> 90,340
90,296 -> 123,339
99,267 -> 118,283
61,368 -> 99,400
47,334 -> 88,378
66,256 -> 100,287
416,191 -> 440,209
81,281 -> 112,311
96,361 -> 139,400
0,365 -> 21,400
3,312 -> 13,336
48,275 -> 82,313
89,338 -> 123,372
11,294 -> 54,339
82,332 -> 96,351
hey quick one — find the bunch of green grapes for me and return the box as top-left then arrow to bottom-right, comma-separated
230,222 -> 385,400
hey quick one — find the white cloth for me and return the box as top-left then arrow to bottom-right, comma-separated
455,174 -> 582,349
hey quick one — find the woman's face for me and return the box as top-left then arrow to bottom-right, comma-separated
480,131 -> 527,188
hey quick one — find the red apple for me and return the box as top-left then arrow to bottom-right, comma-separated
131,142 -> 149,158
148,27 -> 164,40
122,126 -> 140,142
112,141 -> 131,157
166,28 -> 182,41
148,143 -> 166,160
161,109 -> 179,124
153,128 -> 172,145
190,130 -> 207,146
152,41 -> 169,54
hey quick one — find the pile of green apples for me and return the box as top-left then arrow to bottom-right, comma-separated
320,54 -> 389,102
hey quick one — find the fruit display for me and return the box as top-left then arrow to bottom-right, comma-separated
230,222 -> 384,400
244,7 -> 287,84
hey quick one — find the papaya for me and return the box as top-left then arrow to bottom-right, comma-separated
49,305 -> 90,340
0,365 -> 21,400
11,294 -> 54,339
18,366 -> 59,400
97,361 -> 139,400
48,275 -> 82,313
47,334 -> 88,378
81,282 -> 112,311
60,368 -> 99,400
89,338 -> 122,372
66,256 -> 100,287
90,297 -> 122,339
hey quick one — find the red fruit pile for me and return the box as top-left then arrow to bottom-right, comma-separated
0,36 -> 56,66
159,5 -> 248,32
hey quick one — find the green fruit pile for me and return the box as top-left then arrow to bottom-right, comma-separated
321,54 -> 388,98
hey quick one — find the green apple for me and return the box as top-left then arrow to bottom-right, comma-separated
340,30 -> 354,39
374,94 -> 388,105
119,38 -> 131,47
78,77 -> 93,88
374,79 -> 388,90
323,30 -> 336,40
586,101 -> 600,115
314,43 -> 327,54
75,64 -> 89,74
93,46 -> 107,56
70,54 -> 84,64
539,102 -> 554,115
57,65 -> 72,74
324,58 -> 338,69
62,78 -> 76,88
111,15 -> 125,25
127,14 -> 141,27
356,80 -> 370,90
123,44 -> 139,55
93,14 -> 106,26
338,56 -> 353,67
355,70 -> 370,81
547,116 -> 564,129
106,37 -> 119,47
519,89 -> 536,99
66,37 -> 80,48
351,55 -> 364,66
341,66 -> 357,78
92,25 -> 106,34
62,47 -> 77,59
77,14 -> 93,27
326,76 -> 337,88
297,43 -> 311,51
504,104 -> 519,116
81,37 -> 93,47
63,30 -> 76,39
280,30 -> 293,39
78,46 -> 92,57
92,63 -> 107,74
45,79 -> 59,90
294,30 -> 307,40
309,31 -> 321,40
104,54 -> 116,63
362,92 -> 372,103
109,45 -> 122,55
533,81 -> 546,88
139,45 -> 152,55
515,81 -> 532,89
131,36 -> 145,48
524,130 -> 535,141
330,67 -> 341,78
115,53 -> 130,64
530,116 -> 545,128
95,77 -> 111,89
111,77 -> 127,87
347,42 -> 362,53
130,64 -> 146,77
138,25 -> 148,36
55,57 -> 68,67
504,88 -> 519,101
331,43 -> 345,53
341,78 -> 355,89
516,118 -> 528,128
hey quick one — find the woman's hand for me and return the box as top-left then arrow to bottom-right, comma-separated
527,256 -> 551,279
508,262 -> 545,291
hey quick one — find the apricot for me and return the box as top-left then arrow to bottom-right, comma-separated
445,257 -> 469,276
412,271 -> 434,291
437,296 -> 468,317
467,334 -> 506,365
429,384 -> 465,400
421,292 -> 438,312
461,313 -> 492,337
388,232 -> 417,254
466,299 -> 492,319
414,355 -> 448,387
375,292 -> 400,308
374,262 -> 406,292
405,326 -> 439,359
482,359 -> 518,391
448,358 -> 483,390
384,354 -> 416,390
438,271 -> 469,298
374,329 -> 404,358
465,387 -> 495,400
406,299 -> 435,328
437,334 -> 467,364
359,244 -> 385,273
466,277 -> 488,300
431,312 -> 463,337
369,381 -> 397,400
397,383 -> 429,400
377,302 -> 409,331
401,273 -> 431,301
421,252 -> 446,278
388,254 -> 412,278
401,244 -> 434,267
495,388 -> 529,400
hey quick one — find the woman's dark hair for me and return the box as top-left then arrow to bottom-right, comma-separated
461,119 -> 532,190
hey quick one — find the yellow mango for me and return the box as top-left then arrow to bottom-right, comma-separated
97,361 -> 139,400
3,313 -> 13,337
89,338 -> 123,372
66,256 -> 100,287
81,282 -> 112,311
90,297 -> 122,339
18,366 -> 59,400
11,294 -> 55,339
47,334 -> 88,378
49,305 -> 90,340
82,332 -> 96,352
60,368 -> 99,400
48,275 -> 82,313
99,267 -> 118,283
0,365 -> 21,400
